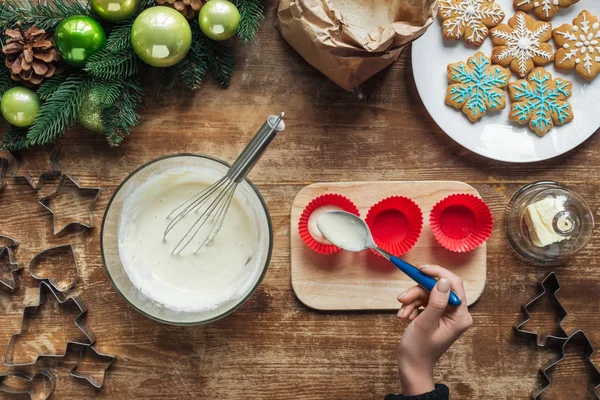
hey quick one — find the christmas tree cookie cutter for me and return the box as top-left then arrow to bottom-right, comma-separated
0,370 -> 56,400
531,330 -> 600,399
70,344 -> 117,389
515,272 -> 569,347
0,246 -> 21,291
39,173 -> 101,236
29,244 -> 78,293
4,281 -> 96,367
9,144 -> 61,190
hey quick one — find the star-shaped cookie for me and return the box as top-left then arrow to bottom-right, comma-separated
446,51 -> 511,122
439,0 -> 506,46
513,0 -> 580,21
553,10 -> 600,81
491,11 -> 554,78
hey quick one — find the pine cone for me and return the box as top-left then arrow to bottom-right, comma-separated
2,25 -> 60,86
156,0 -> 203,19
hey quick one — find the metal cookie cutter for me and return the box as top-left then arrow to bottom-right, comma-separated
0,246 -> 21,291
4,281 -> 96,367
515,272 -> 569,347
29,244 -> 78,293
0,156 -> 7,194
531,330 -> 600,399
0,370 -> 56,400
70,344 -> 117,389
0,234 -> 19,250
10,144 -> 61,190
39,173 -> 101,236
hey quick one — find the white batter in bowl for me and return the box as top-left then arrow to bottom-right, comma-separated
101,154 -> 272,325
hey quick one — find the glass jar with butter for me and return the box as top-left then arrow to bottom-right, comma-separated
504,181 -> 594,266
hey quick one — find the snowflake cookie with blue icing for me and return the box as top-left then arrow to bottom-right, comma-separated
446,51 -> 511,122
508,67 -> 574,136
553,10 -> 600,81
514,0 -> 579,22
491,11 -> 554,78
439,0 -> 506,46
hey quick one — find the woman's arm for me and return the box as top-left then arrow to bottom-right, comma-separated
386,265 -> 473,399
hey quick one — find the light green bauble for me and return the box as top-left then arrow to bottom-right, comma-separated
55,15 -> 107,66
198,0 -> 240,41
78,88 -> 105,132
1,87 -> 41,128
92,0 -> 140,22
131,6 -> 192,68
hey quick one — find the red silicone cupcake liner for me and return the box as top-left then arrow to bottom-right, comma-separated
365,196 -> 424,256
298,194 -> 360,255
429,193 -> 494,253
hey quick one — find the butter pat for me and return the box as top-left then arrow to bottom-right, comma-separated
524,197 -> 570,248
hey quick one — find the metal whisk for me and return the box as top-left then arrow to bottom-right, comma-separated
164,113 -> 286,255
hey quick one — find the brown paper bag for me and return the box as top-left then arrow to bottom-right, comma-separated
277,0 -> 438,90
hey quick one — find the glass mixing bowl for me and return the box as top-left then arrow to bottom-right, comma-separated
101,154 -> 273,325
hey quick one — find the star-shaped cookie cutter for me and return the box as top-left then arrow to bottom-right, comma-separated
515,272 -> 569,347
70,344 -> 117,389
4,281 -> 96,367
10,144 -> 61,190
0,246 -> 21,291
0,370 -> 56,400
39,173 -> 101,236
531,330 -> 600,399
29,244 -> 78,293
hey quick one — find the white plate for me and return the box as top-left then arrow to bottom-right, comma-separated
412,0 -> 600,163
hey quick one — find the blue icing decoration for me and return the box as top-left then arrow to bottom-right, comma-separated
448,52 -> 509,120
510,69 -> 572,135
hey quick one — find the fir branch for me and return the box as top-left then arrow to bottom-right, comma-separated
84,49 -> 140,80
0,0 -> 93,31
192,25 -> 235,87
0,60 -> 16,95
102,77 -> 144,146
0,126 -> 29,151
106,20 -> 134,52
36,74 -> 68,100
91,79 -> 123,106
232,0 -> 264,42
27,72 -> 91,145
156,67 -> 178,90
176,59 -> 207,90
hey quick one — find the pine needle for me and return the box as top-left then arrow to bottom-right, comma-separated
91,79 -> 124,106
36,74 -> 68,100
0,126 -> 29,151
0,59 -> 16,95
106,20 -> 134,52
85,49 -> 140,80
102,77 -> 144,146
156,67 -> 178,90
232,0 -> 264,42
27,72 -> 92,145
0,0 -> 93,31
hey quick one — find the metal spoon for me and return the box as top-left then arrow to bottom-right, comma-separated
317,211 -> 462,307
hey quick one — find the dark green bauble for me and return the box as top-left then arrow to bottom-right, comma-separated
78,88 -> 105,132
198,0 -> 240,41
55,15 -> 107,66
92,0 -> 140,22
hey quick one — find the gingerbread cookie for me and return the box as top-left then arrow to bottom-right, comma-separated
508,67 -> 573,136
553,10 -> 600,81
513,0 -> 579,21
446,51 -> 511,122
491,11 -> 554,78
439,0 -> 506,46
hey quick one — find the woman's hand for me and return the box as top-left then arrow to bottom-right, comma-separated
395,265 -> 473,395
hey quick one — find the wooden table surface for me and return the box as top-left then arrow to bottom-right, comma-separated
2,2 -> 600,399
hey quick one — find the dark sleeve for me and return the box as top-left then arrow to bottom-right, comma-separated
385,384 -> 449,400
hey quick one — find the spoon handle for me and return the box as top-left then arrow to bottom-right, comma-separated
388,256 -> 462,307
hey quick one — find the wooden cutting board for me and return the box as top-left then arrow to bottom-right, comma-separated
290,181 -> 488,310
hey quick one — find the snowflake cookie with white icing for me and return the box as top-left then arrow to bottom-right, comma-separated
491,11 -> 553,78
508,67 -> 574,136
513,0 -> 580,22
439,0 -> 506,46
446,52 -> 511,122
553,10 -> 600,81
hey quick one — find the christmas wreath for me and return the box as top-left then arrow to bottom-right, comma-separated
0,0 -> 264,150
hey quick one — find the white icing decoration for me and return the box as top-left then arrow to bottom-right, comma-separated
439,0 -> 504,44
556,12 -> 600,76
517,0 -> 554,18
492,13 -> 552,76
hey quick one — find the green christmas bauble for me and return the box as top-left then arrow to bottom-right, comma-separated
78,88 -> 105,132
92,0 -> 140,23
55,15 -> 107,66
1,87 -> 41,128
198,0 -> 240,41
131,6 -> 192,68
